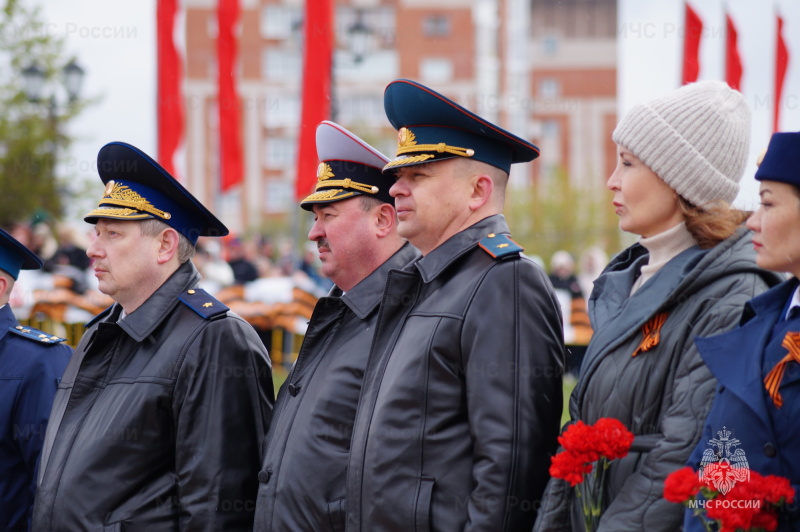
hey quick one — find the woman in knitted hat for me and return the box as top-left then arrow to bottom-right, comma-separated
534,81 -> 783,532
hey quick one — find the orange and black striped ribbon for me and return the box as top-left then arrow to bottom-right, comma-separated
764,331 -> 800,408
632,312 -> 669,357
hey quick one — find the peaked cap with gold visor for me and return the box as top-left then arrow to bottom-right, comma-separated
300,121 -> 392,211
382,79 -> 540,173
84,142 -> 229,245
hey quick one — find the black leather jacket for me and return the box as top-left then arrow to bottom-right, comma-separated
33,261 -> 274,531
346,215 -> 565,531
254,242 -> 420,531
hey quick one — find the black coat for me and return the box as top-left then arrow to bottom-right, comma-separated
346,215 -> 565,531
253,242 -> 420,531
32,261 -> 274,531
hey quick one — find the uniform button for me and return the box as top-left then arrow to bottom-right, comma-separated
288,383 -> 300,396
764,443 -> 777,458
257,470 -> 271,483
764,442 -> 778,458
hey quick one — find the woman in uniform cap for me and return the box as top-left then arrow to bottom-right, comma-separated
683,132 -> 800,531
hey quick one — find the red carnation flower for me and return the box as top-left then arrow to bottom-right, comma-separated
666,466 -> 795,532
593,417 -> 635,461
548,418 -> 635,531
550,450 -> 593,487
558,420 -> 602,463
761,474 -> 795,505
664,466 -> 702,503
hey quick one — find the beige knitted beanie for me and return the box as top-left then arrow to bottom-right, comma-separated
612,80 -> 751,206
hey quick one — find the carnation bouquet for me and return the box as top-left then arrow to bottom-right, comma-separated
549,417 -> 635,532
664,466 -> 795,532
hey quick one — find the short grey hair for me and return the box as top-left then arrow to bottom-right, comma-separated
358,195 -> 385,212
138,218 -> 196,264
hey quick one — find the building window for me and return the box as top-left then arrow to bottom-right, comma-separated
263,137 -> 297,169
260,5 -> 302,40
423,14 -> 450,38
262,48 -> 301,81
542,34 -> 559,56
540,78 -> 561,99
542,119 -> 560,140
337,95 -> 385,126
420,58 -> 453,84
261,94 -> 300,129
335,6 -> 396,52
264,179 -> 293,214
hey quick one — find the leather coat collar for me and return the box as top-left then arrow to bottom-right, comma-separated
339,242 -> 420,320
112,261 -> 202,343
413,214 -> 511,284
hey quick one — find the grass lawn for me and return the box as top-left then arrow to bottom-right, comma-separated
272,368 -> 288,392
562,374 -> 576,428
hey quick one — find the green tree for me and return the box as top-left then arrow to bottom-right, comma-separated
0,0 -> 85,227
506,167 -> 630,269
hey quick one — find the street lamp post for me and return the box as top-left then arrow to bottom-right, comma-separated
346,9 -> 374,65
330,9 -> 375,123
22,60 -> 85,102
21,60 -> 86,207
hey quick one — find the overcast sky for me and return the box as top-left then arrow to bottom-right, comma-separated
33,0 -> 157,220
620,0 -> 800,208
34,0 -> 800,222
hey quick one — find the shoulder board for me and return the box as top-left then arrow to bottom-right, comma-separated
478,232 -> 524,260
178,288 -> 229,320
9,325 -> 66,344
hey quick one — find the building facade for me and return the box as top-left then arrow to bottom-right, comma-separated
181,0 -> 617,233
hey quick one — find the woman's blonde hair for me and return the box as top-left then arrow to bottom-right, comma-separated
680,197 -> 749,249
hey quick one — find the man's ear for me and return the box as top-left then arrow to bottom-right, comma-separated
374,203 -> 396,238
0,275 -> 9,302
468,174 -> 494,211
157,228 -> 181,264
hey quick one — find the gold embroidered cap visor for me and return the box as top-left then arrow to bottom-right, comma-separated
84,142 -> 229,245
300,160 -> 393,211
382,79 -> 540,173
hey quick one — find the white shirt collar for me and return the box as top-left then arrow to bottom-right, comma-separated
786,285 -> 800,320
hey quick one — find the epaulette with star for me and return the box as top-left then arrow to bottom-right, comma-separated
478,232 -> 524,260
9,325 -> 67,344
178,288 -> 229,319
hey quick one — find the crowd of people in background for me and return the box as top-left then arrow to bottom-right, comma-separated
8,215 -> 613,348
6,220 -> 336,330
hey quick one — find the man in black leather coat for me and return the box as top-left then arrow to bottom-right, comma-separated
253,120 -> 419,531
345,80 -> 565,531
32,142 -> 274,530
